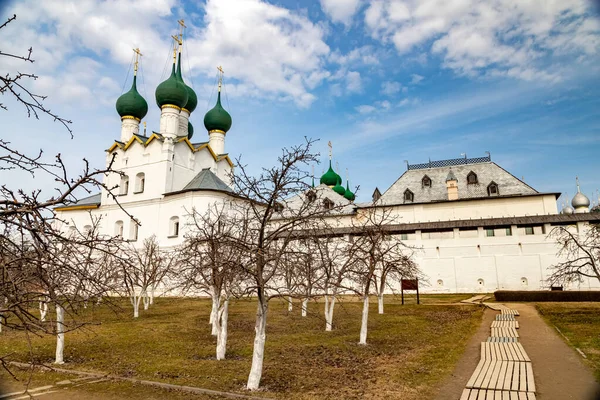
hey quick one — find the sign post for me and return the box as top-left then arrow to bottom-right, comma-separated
401,279 -> 419,305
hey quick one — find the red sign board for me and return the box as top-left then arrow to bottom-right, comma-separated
401,279 -> 418,291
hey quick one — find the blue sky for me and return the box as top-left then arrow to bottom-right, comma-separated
0,0 -> 599,208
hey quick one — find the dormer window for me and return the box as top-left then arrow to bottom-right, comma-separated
134,173 -> 145,194
422,175 -> 431,188
487,181 -> 499,196
119,175 -> 129,195
467,171 -> 478,185
306,190 -> 317,203
404,189 -> 414,203
323,198 -> 334,210
273,202 -> 284,212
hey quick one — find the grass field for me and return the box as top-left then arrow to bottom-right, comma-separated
1,294 -> 482,399
536,302 -> 600,382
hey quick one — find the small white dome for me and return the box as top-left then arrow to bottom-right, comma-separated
572,192 -> 590,209
562,205 -> 575,214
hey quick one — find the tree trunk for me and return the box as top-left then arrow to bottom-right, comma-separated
55,304 -> 65,364
378,294 -> 384,314
210,292 -> 220,336
39,300 -> 48,322
324,295 -> 336,331
149,287 -> 155,305
132,293 -> 142,318
216,299 -> 229,360
143,292 -> 150,310
287,296 -> 293,312
301,298 -> 308,317
359,296 -> 369,345
247,300 -> 268,390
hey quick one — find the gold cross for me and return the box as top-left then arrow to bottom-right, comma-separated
133,48 -> 142,75
217,66 -> 224,92
328,141 -> 332,160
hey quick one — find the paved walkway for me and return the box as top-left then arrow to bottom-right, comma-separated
435,301 -> 600,400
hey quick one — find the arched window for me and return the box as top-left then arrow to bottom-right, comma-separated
68,226 -> 77,236
404,189 -> 414,203
134,173 -> 145,193
305,190 -> 317,203
422,175 -> 432,187
487,181 -> 499,196
130,220 -> 139,241
83,225 -> 92,236
521,277 -> 528,286
114,220 -> 124,238
119,175 -> 129,195
169,216 -> 180,237
477,278 -> 484,287
323,198 -> 334,210
467,171 -> 478,184
437,279 -> 444,287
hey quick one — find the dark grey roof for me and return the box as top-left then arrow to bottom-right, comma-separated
380,162 -> 538,205
180,168 -> 232,193
408,155 -> 491,170
55,193 -> 101,209
446,169 -> 457,182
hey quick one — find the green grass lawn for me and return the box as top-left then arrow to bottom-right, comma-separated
1,294 -> 481,399
536,302 -> 600,382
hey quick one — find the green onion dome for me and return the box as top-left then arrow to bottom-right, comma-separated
115,76 -> 148,120
174,54 -> 198,113
319,161 -> 342,186
333,180 -> 346,195
187,121 -> 194,140
203,92 -> 232,133
155,61 -> 188,109
343,181 -> 355,201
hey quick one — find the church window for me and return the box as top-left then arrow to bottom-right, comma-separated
134,173 -> 145,193
487,181 -> 499,196
114,221 -> 124,239
525,226 -> 534,235
505,227 -> 512,236
169,217 -> 180,237
83,225 -> 92,236
477,278 -> 484,286
273,202 -> 284,212
323,198 -> 334,210
306,190 -> 317,203
130,220 -> 139,241
467,171 -> 478,184
437,279 -> 444,287
68,226 -> 77,236
521,277 -> 528,286
119,175 -> 129,195
400,233 -> 408,240
404,189 -> 414,203
486,228 -> 495,237
422,175 -> 431,187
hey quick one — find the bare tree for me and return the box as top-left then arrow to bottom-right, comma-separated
548,224 -> 600,286
119,235 -> 175,318
229,138 -> 334,390
348,207 -> 420,344
178,202 -> 247,360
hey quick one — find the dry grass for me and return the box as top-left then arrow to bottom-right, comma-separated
536,302 -> 600,382
1,295 -> 481,399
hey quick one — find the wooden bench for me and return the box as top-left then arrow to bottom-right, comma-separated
501,309 -> 520,316
491,321 -> 519,329
487,337 -> 519,343
460,388 -> 536,400
491,327 -> 519,338
466,360 -> 535,392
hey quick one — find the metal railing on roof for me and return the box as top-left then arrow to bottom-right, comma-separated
407,155 -> 491,170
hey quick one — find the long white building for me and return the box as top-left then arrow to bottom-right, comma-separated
56,43 -> 600,294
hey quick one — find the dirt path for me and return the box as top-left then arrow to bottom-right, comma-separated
511,303 -> 600,400
435,303 -> 600,400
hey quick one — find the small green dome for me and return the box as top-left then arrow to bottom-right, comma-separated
343,181 -> 355,201
155,61 -> 188,109
174,54 -> 198,113
203,92 -> 232,133
320,161 -> 342,186
116,76 -> 148,120
333,181 -> 346,195
188,121 -> 194,140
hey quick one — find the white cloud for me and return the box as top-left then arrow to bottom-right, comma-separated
329,45 -> 379,66
187,0 -> 331,108
410,74 -> 424,84
346,71 -> 362,93
320,0 -> 363,26
355,105 -> 376,114
364,0 -> 600,81
381,81 -> 402,95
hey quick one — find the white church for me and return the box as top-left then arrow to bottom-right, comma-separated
55,35 -> 600,294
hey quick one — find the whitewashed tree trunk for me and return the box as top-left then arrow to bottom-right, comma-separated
287,296 -> 293,312
324,295 -> 336,331
378,294 -> 384,314
131,292 -> 142,318
149,287 -> 155,305
247,301 -> 268,390
143,292 -> 150,310
39,300 -> 48,322
55,304 -> 65,364
359,296 -> 369,345
301,298 -> 308,317
210,292 -> 220,336
216,299 -> 229,361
